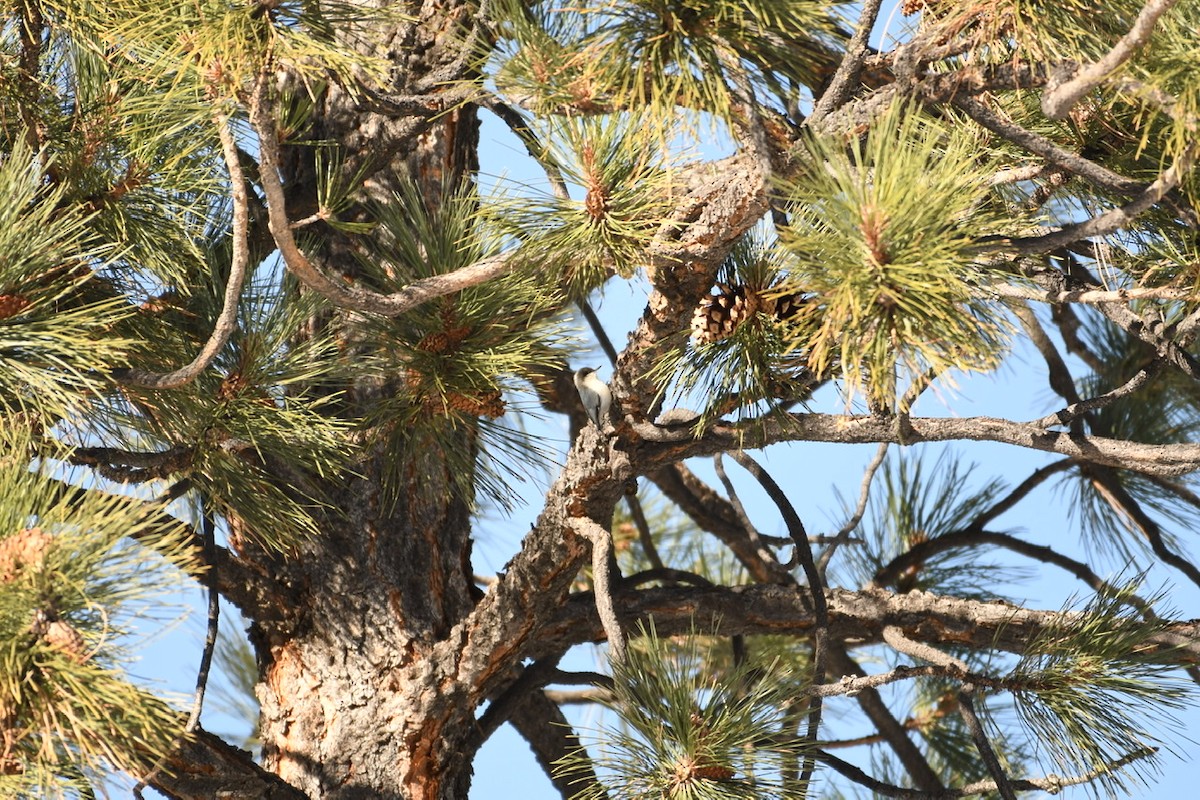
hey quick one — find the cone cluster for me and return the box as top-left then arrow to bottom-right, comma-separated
690,283 -> 807,344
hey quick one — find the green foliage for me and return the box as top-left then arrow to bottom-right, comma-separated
0,426 -> 199,793
779,102 -> 1019,407
0,140 -> 133,425
1129,1 -> 1200,168
488,114 -> 676,297
99,279 -> 352,553
1010,582 -> 1193,797
558,623 -> 812,799
922,1 -> 1146,63
51,0 -> 391,99
356,178 -> 570,510
493,0 -> 845,121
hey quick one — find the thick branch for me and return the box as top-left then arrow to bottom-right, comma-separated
538,585 -> 1200,667
1041,0 -> 1182,119
150,729 -> 306,800
635,413 -> 1200,477
810,0 -> 885,123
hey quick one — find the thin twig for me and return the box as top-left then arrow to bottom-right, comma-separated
872,529 -> 1160,619
971,459 -> 1076,531
1042,0 -> 1182,119
1034,362 -> 1160,428
116,113 -> 250,389
134,508 -> 220,798
1088,466 -> 1200,588
729,451 -> 825,793
817,442 -> 888,577
481,95 -> 571,201
813,745 -> 1157,798
1010,302 -> 1082,409
882,627 -> 1017,800
713,453 -> 771,557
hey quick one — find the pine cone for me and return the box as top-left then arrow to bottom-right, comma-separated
764,291 -> 808,324
690,284 -> 762,344
0,294 -> 30,320
440,390 -> 507,418
42,619 -> 88,663
0,527 -> 53,583
416,331 -> 451,353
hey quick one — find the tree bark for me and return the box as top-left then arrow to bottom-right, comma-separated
241,3 -> 494,797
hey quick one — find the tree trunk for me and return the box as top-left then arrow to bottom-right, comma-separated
245,3 -> 489,796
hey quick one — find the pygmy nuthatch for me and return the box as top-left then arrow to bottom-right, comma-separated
573,367 -> 611,428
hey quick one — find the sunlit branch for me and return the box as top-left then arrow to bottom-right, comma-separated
810,0 -> 885,123
952,95 -> 1147,195
993,283 -> 1197,305
1041,0 -> 1182,120
637,413 -> 1200,477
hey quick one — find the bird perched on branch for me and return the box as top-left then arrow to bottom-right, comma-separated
573,367 -> 612,429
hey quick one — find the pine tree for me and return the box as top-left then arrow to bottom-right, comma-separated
3,0 -> 1200,798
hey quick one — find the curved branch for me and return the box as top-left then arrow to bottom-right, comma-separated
116,113 -> 250,389
247,75 -> 511,317
729,451 -> 826,790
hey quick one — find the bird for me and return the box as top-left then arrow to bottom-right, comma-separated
573,367 -> 612,429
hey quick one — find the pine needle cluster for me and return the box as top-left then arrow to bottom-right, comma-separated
356,179 -> 570,510
488,114 -> 677,298
1009,582 -> 1193,797
842,453 -> 1028,599
493,0 -> 846,121
779,102 -> 1019,408
558,624 -> 811,799
0,427 -> 199,795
